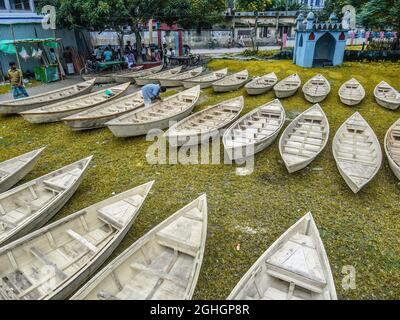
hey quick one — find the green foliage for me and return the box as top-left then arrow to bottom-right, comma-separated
236,0 -> 273,11
271,0 -> 305,11
241,49 -> 280,57
359,0 -> 400,31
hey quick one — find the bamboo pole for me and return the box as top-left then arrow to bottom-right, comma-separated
9,24 -> 23,76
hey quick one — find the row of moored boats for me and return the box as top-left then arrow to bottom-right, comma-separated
0,150 -> 336,299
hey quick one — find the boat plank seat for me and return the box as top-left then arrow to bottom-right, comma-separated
130,263 -> 186,288
156,208 -> 202,257
43,168 -> 82,192
30,246 -> 68,280
265,233 -> 326,294
66,229 -> 98,253
97,195 -> 143,229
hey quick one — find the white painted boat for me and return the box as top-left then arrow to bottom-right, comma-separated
182,68 -> 228,89
274,74 -> 301,98
223,99 -> 285,161
228,212 -> 337,300
385,119 -> 400,180
20,83 -> 130,124
165,96 -> 244,147
302,74 -> 331,103
374,81 -> 400,110
135,67 -> 182,86
338,78 -> 365,106
0,80 -> 96,115
0,156 -> 92,247
212,70 -> 249,93
159,67 -> 204,88
106,86 -> 201,138
82,66 -> 144,84
71,194 -> 207,300
113,65 -> 163,84
0,181 -> 153,300
0,147 -> 45,194
279,104 -> 329,173
332,112 -> 382,193
245,72 -> 278,96
62,91 -> 144,131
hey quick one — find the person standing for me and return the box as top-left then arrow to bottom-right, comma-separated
7,62 -> 29,99
103,46 -> 113,62
142,83 -> 167,107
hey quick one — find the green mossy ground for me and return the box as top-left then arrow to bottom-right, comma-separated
1,59 -> 400,299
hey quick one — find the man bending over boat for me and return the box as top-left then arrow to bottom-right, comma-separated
7,62 -> 29,99
142,84 -> 167,107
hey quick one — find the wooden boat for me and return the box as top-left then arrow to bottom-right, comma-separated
0,79 -> 96,115
182,68 -> 228,89
332,112 -> 382,193
159,67 -> 204,88
374,81 -> 400,110
245,72 -> 278,96
71,194 -> 207,300
113,65 -> 163,84
338,78 -> 365,106
82,66 -> 144,84
165,96 -> 244,147
385,119 -> 400,180
227,212 -> 337,300
274,74 -> 301,98
0,181 -> 153,300
212,70 -> 249,93
135,66 -> 183,86
20,83 -> 130,124
302,74 -> 331,103
279,104 -> 329,173
106,86 -> 201,138
0,147 -> 45,194
62,91 -> 144,131
0,156 -> 92,247
223,99 -> 285,161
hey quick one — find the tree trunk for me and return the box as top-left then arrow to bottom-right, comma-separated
134,29 -> 143,63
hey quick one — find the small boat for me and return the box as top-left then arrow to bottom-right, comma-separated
20,83 -> 130,124
302,74 -> 331,103
385,119 -> 400,180
223,99 -> 285,161
71,194 -> 207,300
0,147 -> 45,193
0,156 -> 92,247
274,74 -> 301,98
0,79 -> 96,115
245,72 -> 278,96
165,96 -> 244,147
332,112 -> 382,193
0,181 -> 153,300
113,65 -> 163,84
338,78 -> 365,106
279,104 -> 329,173
62,91 -> 144,131
374,81 -> 400,110
182,68 -> 228,89
212,70 -> 249,93
135,66 -> 183,86
107,86 -> 201,138
227,212 -> 337,300
159,67 -> 204,88
82,66 -> 144,84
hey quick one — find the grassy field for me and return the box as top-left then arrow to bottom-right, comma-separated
0,79 -> 41,95
1,59 -> 400,299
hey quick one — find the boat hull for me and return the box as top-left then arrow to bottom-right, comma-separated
108,107 -> 195,138
0,84 -> 94,115
246,86 -> 273,96
304,93 -> 328,103
213,82 -> 246,93
375,97 -> 400,110
339,97 -> 363,106
275,88 -> 298,98
159,79 -> 184,87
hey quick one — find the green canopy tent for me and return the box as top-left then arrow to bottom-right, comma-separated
0,38 -> 62,81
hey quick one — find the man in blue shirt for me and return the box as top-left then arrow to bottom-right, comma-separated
142,84 -> 167,106
103,46 -> 113,62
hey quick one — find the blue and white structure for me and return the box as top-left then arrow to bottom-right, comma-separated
293,12 -> 350,68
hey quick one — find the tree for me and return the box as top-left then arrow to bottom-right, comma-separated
358,0 -> 400,47
270,0 -> 305,11
236,0 -> 273,11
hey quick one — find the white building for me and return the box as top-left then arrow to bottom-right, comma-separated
298,0 -> 325,10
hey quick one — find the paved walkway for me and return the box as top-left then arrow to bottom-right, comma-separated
192,46 -> 281,55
